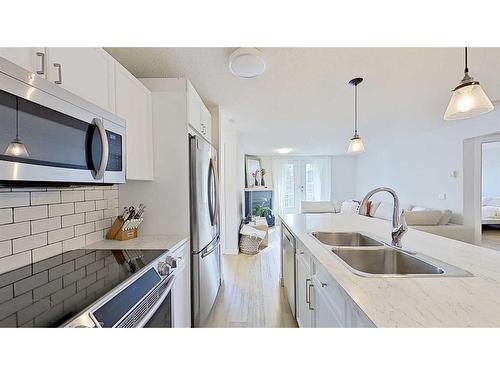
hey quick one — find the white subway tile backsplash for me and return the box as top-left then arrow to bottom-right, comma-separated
32,217 -> 61,234
32,243 -> 62,263
61,213 -> 85,228
0,209 -> 12,225
14,205 -> 48,222
49,203 -> 74,217
75,201 -> 95,213
85,211 -> 104,223
95,200 -> 107,210
0,193 -> 30,209
0,186 -> 116,272
74,222 -> 94,237
0,241 -> 12,258
95,218 -> 111,231
12,233 -> 47,254
103,190 -> 118,200
85,230 -> 103,245
0,222 -> 30,242
0,252 -> 31,274
48,227 -> 74,244
84,190 -> 103,201
62,236 -> 85,253
31,191 -> 61,205
61,190 -> 84,203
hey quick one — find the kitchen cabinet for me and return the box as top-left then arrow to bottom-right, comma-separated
46,48 -> 116,112
114,61 -> 154,180
172,243 -> 191,328
295,244 -> 314,328
311,277 -> 342,328
187,80 -> 212,142
0,47 -> 47,78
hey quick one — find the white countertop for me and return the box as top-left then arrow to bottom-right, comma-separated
280,213 -> 500,327
83,234 -> 189,251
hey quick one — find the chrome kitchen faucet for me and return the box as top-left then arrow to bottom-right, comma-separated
359,187 -> 408,248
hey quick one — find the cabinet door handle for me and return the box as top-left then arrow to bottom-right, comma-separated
308,283 -> 314,310
36,52 -> 45,75
53,63 -> 62,84
305,278 -> 311,304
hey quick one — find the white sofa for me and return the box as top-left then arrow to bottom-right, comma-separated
333,199 -> 474,243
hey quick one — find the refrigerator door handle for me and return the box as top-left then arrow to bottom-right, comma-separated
211,158 -> 219,227
201,237 -> 220,259
208,158 -> 218,226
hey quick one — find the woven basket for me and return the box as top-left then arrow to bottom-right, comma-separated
239,234 -> 262,255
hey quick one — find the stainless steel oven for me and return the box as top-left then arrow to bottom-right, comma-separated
64,254 -> 178,328
0,57 -> 126,185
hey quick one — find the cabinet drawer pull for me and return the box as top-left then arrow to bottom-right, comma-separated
308,283 -> 314,310
305,278 -> 311,304
321,282 -> 327,288
36,52 -> 45,75
53,63 -> 62,84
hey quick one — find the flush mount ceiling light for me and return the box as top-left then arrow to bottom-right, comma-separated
275,148 -> 292,154
4,97 -> 29,158
229,48 -> 266,78
347,77 -> 365,155
444,47 -> 494,120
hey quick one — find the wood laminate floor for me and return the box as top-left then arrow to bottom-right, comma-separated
481,226 -> 500,251
204,227 -> 297,328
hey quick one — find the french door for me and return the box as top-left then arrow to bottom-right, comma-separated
281,160 -> 326,214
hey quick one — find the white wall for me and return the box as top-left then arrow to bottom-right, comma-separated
331,155 -> 357,201
482,142 -> 500,198
355,110 -> 500,224
220,122 -> 244,255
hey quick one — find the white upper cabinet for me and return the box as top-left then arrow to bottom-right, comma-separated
46,48 -> 116,112
114,61 -> 154,181
0,48 -> 47,78
187,80 -> 212,142
201,104 -> 212,142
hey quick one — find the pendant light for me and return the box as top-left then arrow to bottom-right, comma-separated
444,47 -> 494,120
347,77 -> 365,154
4,97 -> 29,158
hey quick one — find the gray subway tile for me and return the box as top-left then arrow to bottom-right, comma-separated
63,268 -> 86,287
17,298 -> 51,326
0,265 -> 32,289
75,253 -> 95,270
0,291 -> 33,321
48,261 -> 75,281
13,271 -> 48,296
51,283 -> 76,306
33,278 -> 62,300
32,255 -> 62,274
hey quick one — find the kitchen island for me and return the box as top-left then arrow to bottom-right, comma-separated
280,212 -> 500,327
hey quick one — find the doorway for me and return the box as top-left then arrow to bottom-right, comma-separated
275,157 -> 331,215
480,141 -> 500,250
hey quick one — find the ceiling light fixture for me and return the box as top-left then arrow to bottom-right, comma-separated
275,148 -> 292,154
444,47 -> 494,120
4,97 -> 29,158
347,77 -> 365,155
228,48 -> 266,78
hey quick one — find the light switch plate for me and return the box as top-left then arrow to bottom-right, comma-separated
438,193 -> 446,200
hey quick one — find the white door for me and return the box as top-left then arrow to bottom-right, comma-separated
0,48 -> 47,78
281,159 -> 330,214
46,48 -> 115,112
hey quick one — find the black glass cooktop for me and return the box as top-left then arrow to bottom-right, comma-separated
0,248 -> 166,327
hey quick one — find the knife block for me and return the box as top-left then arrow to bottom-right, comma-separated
106,217 -> 139,241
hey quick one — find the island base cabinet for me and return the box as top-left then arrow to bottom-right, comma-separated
311,277 -> 343,328
346,300 -> 376,328
295,251 -> 314,328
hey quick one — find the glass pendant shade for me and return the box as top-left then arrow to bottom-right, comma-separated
444,80 -> 494,120
4,137 -> 30,158
347,135 -> 365,154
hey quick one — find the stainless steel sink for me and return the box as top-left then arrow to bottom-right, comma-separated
332,248 -> 445,276
311,232 -> 384,248
309,231 -> 472,277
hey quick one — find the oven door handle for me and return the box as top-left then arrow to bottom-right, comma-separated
135,273 -> 176,328
92,118 -> 109,180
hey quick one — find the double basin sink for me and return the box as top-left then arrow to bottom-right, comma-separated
311,232 -> 471,277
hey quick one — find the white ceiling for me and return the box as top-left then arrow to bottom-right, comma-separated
105,47 -> 500,155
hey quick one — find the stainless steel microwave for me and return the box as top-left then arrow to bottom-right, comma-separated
0,57 -> 126,185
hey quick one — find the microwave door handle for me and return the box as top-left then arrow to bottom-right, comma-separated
92,118 -> 109,180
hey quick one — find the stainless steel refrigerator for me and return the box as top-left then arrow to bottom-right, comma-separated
189,134 -> 221,327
